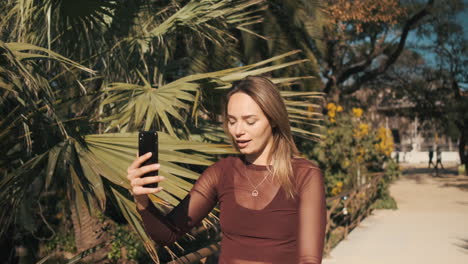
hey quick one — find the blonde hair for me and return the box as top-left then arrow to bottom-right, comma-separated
222,75 -> 301,199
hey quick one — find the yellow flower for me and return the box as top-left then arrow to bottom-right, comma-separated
327,102 -> 341,122
359,123 -> 369,134
327,103 -> 336,118
375,127 -> 394,157
352,108 -> 363,118
331,187 -> 339,196
331,181 -> 344,195
354,123 -> 369,138
355,146 -> 366,162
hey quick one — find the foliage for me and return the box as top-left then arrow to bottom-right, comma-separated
106,220 -> 151,262
43,224 -> 76,255
320,0 -> 435,97
326,0 -> 406,34
371,195 -> 397,210
0,0 -> 325,262
421,0 -> 468,172
41,207 -> 152,263
214,0 -> 327,92
372,0 -> 468,173
310,103 -> 396,195
371,158 -> 400,210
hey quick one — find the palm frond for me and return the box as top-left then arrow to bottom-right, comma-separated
5,42 -> 95,74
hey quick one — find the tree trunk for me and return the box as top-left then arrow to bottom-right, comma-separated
69,199 -> 109,263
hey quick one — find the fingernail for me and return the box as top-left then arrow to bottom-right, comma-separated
146,152 -> 152,156
160,176 -> 165,180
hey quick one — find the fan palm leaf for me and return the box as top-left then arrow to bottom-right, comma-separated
100,50 -> 318,135
1,0 -> 326,262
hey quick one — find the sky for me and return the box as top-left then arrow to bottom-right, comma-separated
460,1 -> 468,36
406,0 -> 467,90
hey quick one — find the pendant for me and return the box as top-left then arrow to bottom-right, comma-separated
252,189 -> 259,197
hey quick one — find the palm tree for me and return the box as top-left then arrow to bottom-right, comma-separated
0,0 -> 325,262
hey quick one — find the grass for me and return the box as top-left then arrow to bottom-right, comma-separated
371,194 -> 397,210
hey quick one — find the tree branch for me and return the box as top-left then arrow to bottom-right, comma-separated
342,0 -> 435,95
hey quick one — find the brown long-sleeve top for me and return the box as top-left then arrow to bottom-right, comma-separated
137,155 -> 327,264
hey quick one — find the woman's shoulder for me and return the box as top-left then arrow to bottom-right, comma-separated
291,156 -> 320,170
291,157 -> 323,190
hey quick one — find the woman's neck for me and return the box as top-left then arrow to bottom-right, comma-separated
244,142 -> 274,166
245,155 -> 270,166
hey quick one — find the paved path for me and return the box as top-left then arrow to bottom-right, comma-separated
323,163 -> 468,264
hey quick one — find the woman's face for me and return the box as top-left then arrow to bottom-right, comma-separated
227,92 -> 274,159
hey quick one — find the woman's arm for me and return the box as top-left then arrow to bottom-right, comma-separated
297,167 -> 327,264
128,154 -> 219,246
137,180 -> 218,245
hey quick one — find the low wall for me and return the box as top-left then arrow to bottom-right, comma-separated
391,151 -> 460,163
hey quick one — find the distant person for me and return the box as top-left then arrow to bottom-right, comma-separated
428,147 -> 435,168
395,146 -> 400,164
435,147 -> 444,170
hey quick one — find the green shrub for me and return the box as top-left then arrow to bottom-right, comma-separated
307,103 -> 396,197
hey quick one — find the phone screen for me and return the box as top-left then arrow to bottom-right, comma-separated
138,131 -> 158,188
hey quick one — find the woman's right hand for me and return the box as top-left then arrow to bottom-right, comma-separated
127,152 -> 165,209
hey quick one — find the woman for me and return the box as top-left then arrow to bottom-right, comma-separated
127,76 -> 327,264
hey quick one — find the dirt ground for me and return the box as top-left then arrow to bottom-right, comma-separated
322,162 -> 468,264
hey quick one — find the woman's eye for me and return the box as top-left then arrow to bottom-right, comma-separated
247,121 -> 256,126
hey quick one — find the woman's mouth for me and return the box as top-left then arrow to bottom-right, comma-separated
236,139 -> 251,148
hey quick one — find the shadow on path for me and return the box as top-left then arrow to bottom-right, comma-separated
401,164 -> 468,192
455,238 -> 468,255
402,167 -> 458,177
436,177 -> 468,192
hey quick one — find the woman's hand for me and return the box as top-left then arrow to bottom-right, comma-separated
127,152 -> 165,209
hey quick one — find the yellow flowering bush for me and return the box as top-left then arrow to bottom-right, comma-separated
308,102 -> 398,197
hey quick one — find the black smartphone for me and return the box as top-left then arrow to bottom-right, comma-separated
138,131 -> 158,188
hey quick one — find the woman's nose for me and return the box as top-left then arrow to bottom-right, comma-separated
234,122 -> 245,136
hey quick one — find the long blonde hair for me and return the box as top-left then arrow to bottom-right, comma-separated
222,75 -> 301,199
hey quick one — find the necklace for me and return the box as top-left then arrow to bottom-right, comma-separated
243,159 -> 271,197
